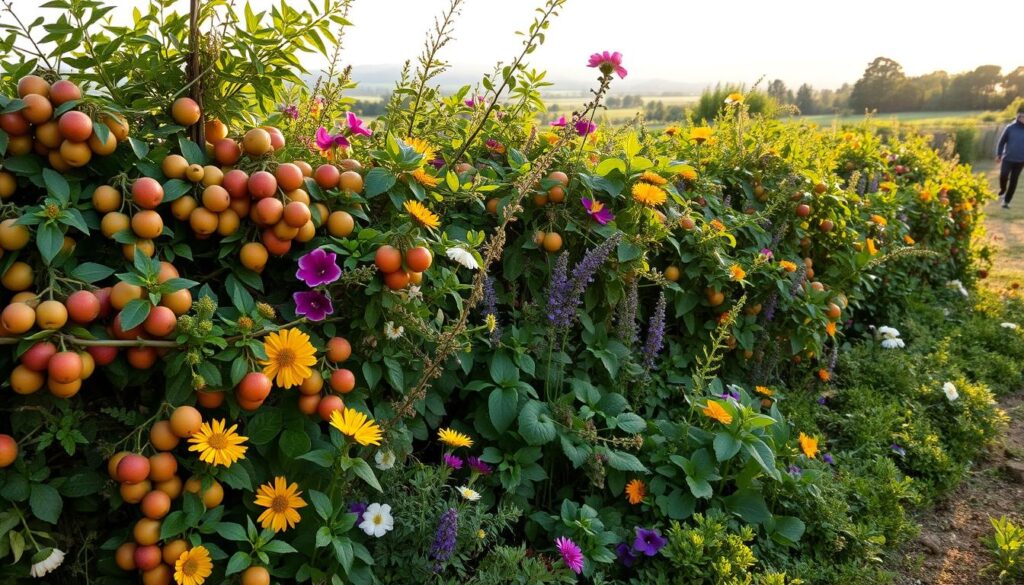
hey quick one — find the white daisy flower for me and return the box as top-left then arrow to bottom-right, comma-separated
876,326 -> 901,339
880,338 -> 905,349
30,548 -> 65,578
446,247 -> 480,270
359,503 -> 394,537
457,486 -> 481,501
384,322 -> 404,340
942,382 -> 959,401
1001,322 -> 1019,330
375,450 -> 396,470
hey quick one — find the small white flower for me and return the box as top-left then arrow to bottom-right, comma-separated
446,247 -> 480,270
384,321 -> 404,340
880,338 -> 905,349
375,449 -> 396,470
1001,322 -> 1019,330
943,382 -> 959,401
457,486 -> 481,501
403,285 -> 423,302
876,326 -> 901,339
29,548 -> 65,578
946,280 -> 969,298
359,503 -> 394,537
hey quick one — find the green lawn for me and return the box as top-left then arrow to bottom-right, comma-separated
793,110 -> 986,127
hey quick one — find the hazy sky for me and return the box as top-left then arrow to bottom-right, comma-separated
8,0 -> 1019,91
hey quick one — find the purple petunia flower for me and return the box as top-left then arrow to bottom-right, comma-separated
467,456 -> 492,475
550,115 -> 567,127
429,508 -> 459,572
429,157 -> 446,170
632,527 -> 667,557
346,112 -> 372,137
293,290 -> 334,322
296,248 -> 342,287
587,51 -> 628,79
891,444 -> 906,457
823,453 -> 835,465
443,453 -> 464,470
615,542 -> 637,567
349,502 -> 368,517
581,197 -> 614,225
719,389 -> 741,402
575,120 -> 597,137
315,126 -> 350,151
817,396 -> 827,406
642,292 -> 666,370
555,536 -> 584,574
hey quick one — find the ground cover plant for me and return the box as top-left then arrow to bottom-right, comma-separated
0,1 -> 1013,583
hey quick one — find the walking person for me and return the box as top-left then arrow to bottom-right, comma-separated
997,107 -> 1024,209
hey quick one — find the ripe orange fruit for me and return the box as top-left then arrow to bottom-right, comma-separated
92,185 -> 122,213
213,139 -> 242,165
196,389 -> 225,409
384,270 -> 410,290
217,209 -> 241,236
242,128 -> 273,156
141,489 -> 171,519
261,229 -> 291,256
330,368 -> 356,394
295,220 -> 316,242
115,542 -> 137,571
169,406 -> 203,438
294,160 -> 314,176
1,303 -> 35,334
35,299 -> 68,330
49,80 -> 82,105
205,119 -> 227,143
664,266 -> 681,282
241,566 -> 271,585
184,477 -> 224,508
184,164 -> 205,183
48,351 -> 82,384
298,393 -> 320,415
48,377 -> 82,398
542,232 -> 562,252
248,171 -> 278,199
141,563 -> 172,585
148,452 -> 178,482
326,337 -> 352,363
10,365 -> 44,395
405,247 -> 432,272
375,245 -> 402,273
132,178 -> 164,209
299,370 -> 324,395
133,518 -> 162,546
317,395 -> 345,420
17,75 -> 49,98
110,281 -> 143,310
189,207 -> 218,236
78,351 -> 95,380
108,452 -> 131,480
143,306 -> 177,338
254,198 -> 284,226
240,242 -> 269,273
0,171 -> 16,198
88,130 -> 118,155
237,372 -> 272,402
154,476 -> 183,499
275,163 -> 305,191
339,171 -> 363,193
171,195 -> 198,221
117,453 -> 151,484
0,435 -> 18,468
171,97 -> 201,126
264,126 -> 285,150
1,261 -> 34,291
283,201 -> 311,228
201,165 -> 223,187
20,341 -> 56,372
201,185 -> 230,212
328,211 -> 355,237
59,140 -> 93,167
20,93 -> 53,125
132,544 -> 161,571
548,171 -> 569,186
162,539 -> 189,566
0,218 -> 31,250
101,113 -> 130,142
122,239 -> 155,261
272,220 -> 299,241
58,110 -> 93,142
314,164 -> 340,189
131,210 -> 164,239
548,186 -> 565,203
101,211 -> 130,238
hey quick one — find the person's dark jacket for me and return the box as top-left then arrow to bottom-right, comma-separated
997,120 -> 1024,162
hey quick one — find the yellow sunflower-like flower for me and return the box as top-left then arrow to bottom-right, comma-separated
725,92 -> 745,104
779,260 -> 798,273
798,432 -> 819,459
625,479 -> 647,505
411,168 -> 440,188
404,199 -> 441,229
702,401 -> 733,425
631,182 -> 667,207
729,264 -> 746,281
690,127 -> 713,144
677,165 -> 698,181
404,137 -> 435,167
260,328 -> 317,389
754,386 -> 774,397
826,321 -> 837,337
188,419 -> 248,468
438,427 -> 473,449
329,408 -> 383,446
639,171 -> 668,186
174,545 -> 213,585
255,476 -> 308,533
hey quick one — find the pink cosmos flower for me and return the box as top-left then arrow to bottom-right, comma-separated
575,120 -> 597,137
555,536 -> 584,574
315,127 -> 350,151
587,51 -> 627,79
581,197 -> 614,224
550,116 -> 567,127
346,112 -> 372,137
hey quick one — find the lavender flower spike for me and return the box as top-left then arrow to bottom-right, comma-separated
642,291 -> 667,370
546,252 -> 573,328
547,232 -> 623,330
428,508 -> 459,572
616,278 -> 639,345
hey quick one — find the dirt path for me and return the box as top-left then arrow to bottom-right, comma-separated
894,161 -> 1024,585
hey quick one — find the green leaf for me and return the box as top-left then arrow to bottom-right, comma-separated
59,471 -> 104,498
445,170 -> 459,192
349,458 -> 382,492
517,400 -> 556,446
159,511 -> 190,539
217,463 -> 252,491
162,179 -> 192,203
246,408 -> 283,446
70,262 -> 114,283
617,241 -> 643,262
36,222 -> 64,265
723,489 -> 771,524
616,412 -> 646,434
771,516 -> 806,545
225,551 -> 252,575
308,489 -> 333,520
744,439 -> 780,480
225,274 -> 254,313
129,137 -> 150,159
606,450 -> 647,472
363,167 -> 396,198
489,352 -> 518,385
713,432 -> 742,462
178,136 -> 206,165
29,483 -> 62,524
42,168 -> 70,203
262,540 -> 297,554
118,299 -> 152,331
279,429 -> 311,458
333,537 -> 354,571
488,387 -> 518,433
0,129 -> 8,156
297,449 -> 335,468
656,489 -> 696,520
218,523 -> 248,542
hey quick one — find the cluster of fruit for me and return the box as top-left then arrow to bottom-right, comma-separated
372,245 -> 433,290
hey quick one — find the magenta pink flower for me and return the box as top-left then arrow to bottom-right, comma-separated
296,248 -> 342,287
587,51 -> 627,79
346,112 -> 372,137
442,453 -> 464,469
555,536 -> 584,574
293,290 -> 334,321
550,116 -> 567,127
315,127 -> 350,151
575,120 -> 597,137
464,95 -> 484,108
581,197 -> 614,224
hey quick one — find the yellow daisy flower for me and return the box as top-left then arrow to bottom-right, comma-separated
260,328 -> 317,389
438,427 -> 473,449
174,545 -> 213,585
725,92 -> 745,104
411,168 -> 440,188
798,432 -> 819,459
729,264 -> 746,281
754,386 -> 774,397
702,401 -> 733,425
639,171 -> 668,186
631,182 -> 667,207
690,127 -> 713,144
779,260 -> 798,273
188,419 -> 248,468
404,137 -> 435,167
404,199 -> 441,229
677,165 -> 698,181
329,408 -> 384,446
625,479 -> 646,505
255,476 -> 308,533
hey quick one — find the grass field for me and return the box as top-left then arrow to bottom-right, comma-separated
794,110 -> 986,127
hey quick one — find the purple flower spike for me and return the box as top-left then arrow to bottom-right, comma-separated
346,112 -> 372,137
467,456 -> 492,475
632,527 -> 667,557
293,290 -> 334,322
555,537 -> 584,574
575,119 -> 597,137
443,453 -> 464,470
296,248 -> 342,287
429,508 -> 459,572
581,197 -> 614,225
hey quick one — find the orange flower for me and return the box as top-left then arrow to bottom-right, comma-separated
710,219 -> 726,232
677,165 -> 698,181
703,400 -> 733,425
798,433 -> 819,459
729,264 -> 746,281
779,260 -> 798,273
690,126 -> 713,143
817,368 -> 831,382
866,238 -> 878,256
903,235 -> 915,245
826,321 -> 837,337
624,479 -> 647,505
870,214 -> 887,226
639,171 -> 668,186
919,190 -> 932,202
